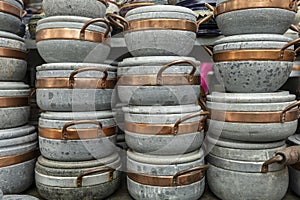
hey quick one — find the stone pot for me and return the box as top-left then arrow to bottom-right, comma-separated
123,104 -> 206,155
0,31 -> 27,81
38,111 -> 117,161
127,149 -> 207,200
117,57 -> 200,106
42,0 -> 107,18
0,125 -> 38,194
107,5 -> 212,56
36,63 -> 117,111
207,136 -> 289,200
212,34 -> 296,92
0,82 -> 30,129
207,91 -> 298,142
35,153 -> 121,200
0,0 -> 25,33
36,16 -> 111,63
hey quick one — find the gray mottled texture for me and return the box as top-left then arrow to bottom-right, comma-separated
126,12 -> 196,21
0,107 -> 30,129
0,31 -> 26,49
0,159 -> 36,194
126,5 -> 195,17
2,0 -> 23,9
0,58 -> 27,81
0,125 -> 35,140
0,142 -> 37,157
0,132 -> 36,149
0,13 -> 21,34
2,195 -> 39,200
289,166 -> 300,196
0,82 -> 29,91
42,0 -> 107,18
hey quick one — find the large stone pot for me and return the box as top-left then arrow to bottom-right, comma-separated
123,104 -> 206,155
207,91 -> 298,142
117,58 -> 200,106
36,63 -> 117,111
0,31 -> 27,81
0,0 -> 25,33
35,153 -> 121,200
36,16 -> 111,63
0,125 -> 38,194
127,149 -> 207,200
38,111 -> 117,161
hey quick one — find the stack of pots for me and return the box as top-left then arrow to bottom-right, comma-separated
0,0 -> 38,195
203,0 -> 300,199
107,5 -> 210,200
34,1 -> 121,199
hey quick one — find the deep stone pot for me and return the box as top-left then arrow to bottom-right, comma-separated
206,136 -> 289,200
207,91 -> 298,142
38,111 -> 117,161
0,0 -> 24,33
36,16 -> 111,63
35,153 -> 121,200
36,63 -> 117,111
127,149 -> 207,200
0,125 -> 38,194
117,57 -> 200,106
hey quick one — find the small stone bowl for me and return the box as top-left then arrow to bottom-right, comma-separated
0,0 -> 25,33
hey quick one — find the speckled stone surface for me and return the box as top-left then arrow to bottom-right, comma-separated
0,13 -> 21,34
289,167 -> 300,197
2,195 -> 39,200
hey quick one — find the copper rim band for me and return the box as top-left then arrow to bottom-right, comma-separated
36,28 -> 110,44
125,121 -> 203,135
0,1 -> 23,19
0,96 -> 29,108
0,149 -> 39,168
292,162 -> 300,170
0,47 -> 26,60
36,78 -> 117,89
213,50 -> 295,62
39,126 -> 117,140
118,75 -> 200,86
293,66 -> 300,71
209,109 -> 299,123
215,0 -> 297,16
127,19 -> 197,32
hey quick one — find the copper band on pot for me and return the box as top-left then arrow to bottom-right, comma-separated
0,149 -> 39,168
293,66 -> 300,71
213,49 -> 296,62
36,78 -> 117,89
38,126 -> 117,140
127,19 -> 198,32
0,1 -> 23,19
118,75 -> 200,86
0,96 -> 29,108
0,47 -> 27,60
215,0 -> 298,16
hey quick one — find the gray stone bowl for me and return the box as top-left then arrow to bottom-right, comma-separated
42,0 -> 107,18
118,56 -> 200,106
127,149 -> 206,200
0,0 -> 23,33
0,82 -> 30,129
123,104 -> 205,155
215,0 -> 296,35
39,111 -> 117,161
207,91 -> 297,142
123,5 -> 197,56
36,63 -> 116,112
35,153 -> 121,200
0,31 -> 27,81
213,34 -> 294,92
36,16 -> 111,63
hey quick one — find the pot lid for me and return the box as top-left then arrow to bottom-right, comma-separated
0,31 -> 24,43
0,125 -> 35,140
123,104 -> 201,114
40,111 -> 114,120
0,82 -> 29,90
37,63 -> 117,72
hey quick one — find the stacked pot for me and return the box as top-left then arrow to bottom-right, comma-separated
34,1 -> 121,199
204,0 -> 300,199
0,0 -> 38,195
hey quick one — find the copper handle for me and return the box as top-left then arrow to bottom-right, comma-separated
202,45 -> 214,57
276,146 -> 300,166
29,89 -> 36,98
98,0 -> 109,7
197,14 -> 214,28
173,111 -> 209,135
157,60 -> 198,85
62,120 -> 103,140
295,46 -> 300,54
205,3 -> 216,12
172,165 -> 209,186
290,24 -> 300,33
281,101 -> 300,123
281,37 -> 300,55
261,154 -> 284,173
298,0 -> 300,6
69,67 -> 108,89
21,9 -> 27,18
76,167 -> 115,187
290,0 -> 299,10
80,18 -> 110,40
106,13 -> 129,30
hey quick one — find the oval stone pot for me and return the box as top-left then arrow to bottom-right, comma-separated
36,16 -> 111,63
213,34 -> 295,92
0,0 -> 24,33
0,82 -> 30,129
118,57 -> 200,106
0,125 -> 38,194
0,31 -> 27,81
127,149 -> 207,200
36,63 -> 117,111
42,0 -> 107,18
213,0 -> 296,36
38,111 -> 117,161
123,104 -> 206,155
207,91 -> 298,142
207,136 -> 289,200
35,153 -> 121,200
